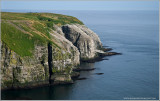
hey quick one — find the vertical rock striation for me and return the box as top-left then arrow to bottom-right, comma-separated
62,24 -> 103,60
1,43 -> 49,89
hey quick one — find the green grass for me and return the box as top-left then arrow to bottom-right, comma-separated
1,22 -> 34,56
1,12 -> 84,57
2,12 -> 83,26
32,22 -> 51,38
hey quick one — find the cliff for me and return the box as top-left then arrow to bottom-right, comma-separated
62,24 -> 102,59
1,12 -> 110,90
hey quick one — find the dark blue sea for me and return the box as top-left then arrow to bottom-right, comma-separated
1,10 -> 159,100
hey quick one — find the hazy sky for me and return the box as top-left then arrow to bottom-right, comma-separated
1,1 -> 159,11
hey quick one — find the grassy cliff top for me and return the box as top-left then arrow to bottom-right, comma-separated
1,12 -> 84,57
2,12 -> 83,25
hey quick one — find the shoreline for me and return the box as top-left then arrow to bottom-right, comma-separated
1,47 -> 121,91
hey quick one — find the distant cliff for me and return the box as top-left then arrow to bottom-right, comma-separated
1,12 -> 112,90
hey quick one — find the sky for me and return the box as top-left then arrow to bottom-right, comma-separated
1,1 -> 159,11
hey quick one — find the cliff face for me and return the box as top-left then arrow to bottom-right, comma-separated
1,38 -> 80,89
1,12 -> 104,90
62,24 -> 102,59
1,43 -> 49,89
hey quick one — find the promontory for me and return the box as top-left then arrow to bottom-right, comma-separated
1,12 -> 119,90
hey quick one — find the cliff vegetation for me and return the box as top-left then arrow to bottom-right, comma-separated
1,12 -> 113,90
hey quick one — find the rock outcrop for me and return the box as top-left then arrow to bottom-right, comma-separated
62,24 -> 103,60
1,43 -> 49,89
1,25 -> 81,89
1,12 -> 112,90
1,37 -> 80,89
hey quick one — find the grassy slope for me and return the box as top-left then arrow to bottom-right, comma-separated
1,12 -> 83,57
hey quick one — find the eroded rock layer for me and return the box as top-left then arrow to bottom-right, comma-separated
1,12 -> 107,90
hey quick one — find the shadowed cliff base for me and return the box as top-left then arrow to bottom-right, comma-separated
81,48 -> 122,63
73,68 -> 96,72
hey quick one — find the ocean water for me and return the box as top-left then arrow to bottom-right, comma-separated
1,10 -> 159,100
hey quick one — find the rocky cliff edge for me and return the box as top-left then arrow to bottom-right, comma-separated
1,12 -> 113,90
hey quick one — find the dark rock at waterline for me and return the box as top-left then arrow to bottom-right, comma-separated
81,58 -> 102,63
73,68 -> 96,72
98,52 -> 122,57
1,81 -> 49,91
81,51 -> 121,63
76,77 -> 87,80
81,47 -> 115,62
95,73 -> 104,75
53,81 -> 74,85
82,58 -> 109,63
71,72 -> 80,80
102,58 -> 109,60
81,54 -> 108,63
105,52 -> 122,56
102,48 -> 113,52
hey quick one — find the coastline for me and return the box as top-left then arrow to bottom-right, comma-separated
1,46 -> 121,91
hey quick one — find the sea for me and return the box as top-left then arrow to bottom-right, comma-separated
1,10 -> 159,100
